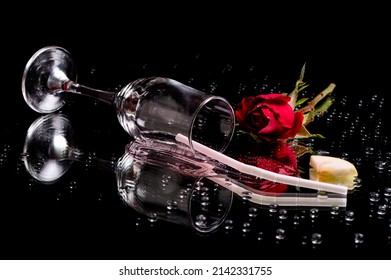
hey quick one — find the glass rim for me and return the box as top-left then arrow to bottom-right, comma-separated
188,95 -> 235,154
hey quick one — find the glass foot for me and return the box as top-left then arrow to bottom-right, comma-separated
22,46 -> 77,113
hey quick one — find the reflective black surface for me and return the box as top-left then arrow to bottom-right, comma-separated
2,25 -> 391,260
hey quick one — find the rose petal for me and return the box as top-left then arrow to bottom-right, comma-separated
257,93 -> 291,103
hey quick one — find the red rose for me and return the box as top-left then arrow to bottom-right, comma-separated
235,93 -> 304,142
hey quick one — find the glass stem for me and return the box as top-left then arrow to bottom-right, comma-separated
64,81 -> 116,105
69,147 -> 116,173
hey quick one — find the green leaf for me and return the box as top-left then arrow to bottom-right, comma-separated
299,62 -> 306,82
302,112 -> 310,124
296,97 -> 309,106
297,82 -> 310,93
304,110 -> 315,126
314,97 -> 334,116
288,62 -> 307,109
295,124 -> 313,138
310,133 -> 326,139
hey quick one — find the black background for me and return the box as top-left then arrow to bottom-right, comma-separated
1,7 -> 390,260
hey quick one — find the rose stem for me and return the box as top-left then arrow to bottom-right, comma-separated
298,83 -> 336,114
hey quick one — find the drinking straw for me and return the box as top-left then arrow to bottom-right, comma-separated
209,176 -> 347,207
175,134 -> 348,195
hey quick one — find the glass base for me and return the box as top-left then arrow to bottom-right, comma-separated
22,46 -> 77,113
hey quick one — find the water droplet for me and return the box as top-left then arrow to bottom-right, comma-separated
69,181 -> 77,193
384,188 -> 391,198
257,231 -> 264,241
90,66 -> 96,76
311,233 -> 323,245
377,205 -> 387,216
248,207 -> 258,218
242,222 -> 251,233
310,208 -> 319,219
85,151 -> 96,170
293,214 -> 301,226
365,147 -> 375,157
224,219 -> 234,230
298,210 -> 307,221
345,211 -> 355,222
354,233 -> 365,244
369,192 -> 380,202
278,209 -> 288,221
195,181 -> 204,189
56,193 -> 62,202
147,213 -> 158,223
375,160 -> 389,170
269,203 -> 278,213
166,200 -> 178,211
275,228 -> 286,240
161,175 -> 170,184
27,178 -> 35,189
201,201 -> 210,209
135,217 -> 142,227
330,205 -> 340,217
195,214 -> 207,227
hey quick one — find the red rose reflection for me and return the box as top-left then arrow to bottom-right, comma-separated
237,141 -> 300,194
235,93 -> 304,142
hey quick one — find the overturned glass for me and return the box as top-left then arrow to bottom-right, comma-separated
22,46 -> 235,154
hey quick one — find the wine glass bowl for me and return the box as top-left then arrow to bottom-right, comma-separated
115,77 -> 235,153
22,46 -> 236,154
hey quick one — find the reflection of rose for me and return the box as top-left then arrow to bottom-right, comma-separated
237,141 -> 300,193
235,93 -> 304,142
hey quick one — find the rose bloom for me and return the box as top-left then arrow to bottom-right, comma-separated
235,93 -> 304,142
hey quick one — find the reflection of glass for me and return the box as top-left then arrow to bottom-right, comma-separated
23,113 -> 346,228
22,46 -> 235,154
22,113 -> 77,183
116,140 -> 233,232
22,114 -> 233,233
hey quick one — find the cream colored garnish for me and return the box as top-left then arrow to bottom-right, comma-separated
309,155 -> 358,190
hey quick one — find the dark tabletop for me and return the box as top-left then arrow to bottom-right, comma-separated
1,13 -> 390,260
